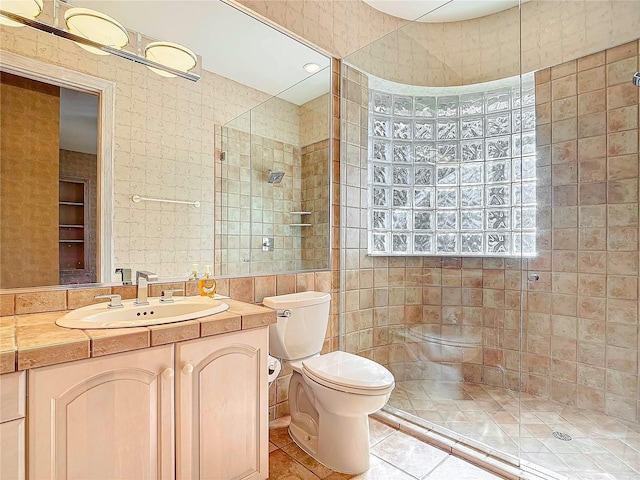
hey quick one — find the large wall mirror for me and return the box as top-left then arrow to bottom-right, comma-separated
0,0 -> 331,290
0,72 -> 100,289
218,67 -> 332,276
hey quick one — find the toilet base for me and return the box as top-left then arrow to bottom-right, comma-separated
289,412 -> 371,475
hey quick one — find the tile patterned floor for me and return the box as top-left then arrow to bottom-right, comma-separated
389,380 -> 640,480
268,416 -> 504,479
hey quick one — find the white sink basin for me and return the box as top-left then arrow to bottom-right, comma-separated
57,296 -> 229,329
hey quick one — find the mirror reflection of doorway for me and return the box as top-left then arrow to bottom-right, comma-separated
0,72 -> 98,288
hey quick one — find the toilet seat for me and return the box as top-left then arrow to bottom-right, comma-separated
302,351 -> 395,395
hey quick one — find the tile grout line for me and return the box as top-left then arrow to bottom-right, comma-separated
418,455 -> 450,480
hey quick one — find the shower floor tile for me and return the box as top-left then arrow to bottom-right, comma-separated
389,380 -> 640,480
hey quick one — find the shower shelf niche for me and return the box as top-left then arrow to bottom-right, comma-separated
289,211 -> 312,226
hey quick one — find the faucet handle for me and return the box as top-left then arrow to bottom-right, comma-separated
160,289 -> 183,303
95,294 -> 123,309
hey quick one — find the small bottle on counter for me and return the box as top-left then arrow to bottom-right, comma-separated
198,265 -> 217,298
189,263 -> 199,280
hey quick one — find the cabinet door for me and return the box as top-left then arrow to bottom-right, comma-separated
176,328 -> 268,480
29,345 -> 174,480
0,418 -> 25,480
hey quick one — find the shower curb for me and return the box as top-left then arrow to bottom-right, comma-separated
371,408 -> 568,480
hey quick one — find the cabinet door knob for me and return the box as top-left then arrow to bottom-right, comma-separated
162,367 -> 174,379
182,363 -> 194,374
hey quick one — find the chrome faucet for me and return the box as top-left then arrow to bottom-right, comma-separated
135,271 -> 158,306
135,278 -> 149,306
136,270 -> 159,283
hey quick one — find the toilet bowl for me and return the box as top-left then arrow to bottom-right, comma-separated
263,292 -> 395,474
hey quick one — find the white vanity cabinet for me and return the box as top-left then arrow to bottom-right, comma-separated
28,327 -> 269,480
0,371 -> 26,480
176,328 -> 269,480
28,345 -> 175,480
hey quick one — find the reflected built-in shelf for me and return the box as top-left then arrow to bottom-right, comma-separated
289,211 -> 312,227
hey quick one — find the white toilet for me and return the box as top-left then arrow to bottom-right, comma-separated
263,291 -> 395,474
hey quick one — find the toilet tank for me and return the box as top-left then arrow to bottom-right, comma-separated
263,291 -> 331,361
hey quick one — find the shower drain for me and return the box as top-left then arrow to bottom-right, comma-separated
551,431 -> 572,441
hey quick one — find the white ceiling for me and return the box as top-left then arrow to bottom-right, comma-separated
71,0 -> 331,105
362,0 -> 527,22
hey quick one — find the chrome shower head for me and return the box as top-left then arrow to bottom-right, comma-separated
266,170 -> 285,184
633,72 -> 640,87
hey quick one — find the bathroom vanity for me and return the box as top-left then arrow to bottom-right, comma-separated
0,296 -> 274,480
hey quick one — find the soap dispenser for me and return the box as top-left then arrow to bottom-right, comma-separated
188,263 -> 199,281
198,265 -> 217,298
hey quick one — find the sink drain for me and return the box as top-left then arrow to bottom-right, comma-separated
552,431 -> 572,441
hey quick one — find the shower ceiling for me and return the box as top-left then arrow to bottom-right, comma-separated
362,0 -> 530,22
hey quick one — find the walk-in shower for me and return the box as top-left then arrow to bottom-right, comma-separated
340,1 -> 640,479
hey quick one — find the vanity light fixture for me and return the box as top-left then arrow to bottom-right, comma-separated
0,0 -> 43,27
303,63 -> 321,73
0,0 -> 201,81
64,7 -> 129,56
145,41 -> 197,78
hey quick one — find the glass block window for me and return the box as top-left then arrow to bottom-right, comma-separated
367,75 -> 536,257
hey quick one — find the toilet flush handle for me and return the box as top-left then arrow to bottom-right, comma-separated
278,309 -> 292,318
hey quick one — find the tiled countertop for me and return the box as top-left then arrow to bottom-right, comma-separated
0,299 -> 275,374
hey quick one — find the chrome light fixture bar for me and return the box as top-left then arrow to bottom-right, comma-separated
0,7 -> 201,81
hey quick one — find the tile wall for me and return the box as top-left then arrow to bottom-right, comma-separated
215,93 -> 330,276
300,93 -> 330,146
217,126 -> 304,276
529,41 -> 640,421
1,23 -> 272,281
341,40 -> 640,423
301,139 -> 330,270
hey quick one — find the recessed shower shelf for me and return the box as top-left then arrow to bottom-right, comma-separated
290,211 -> 312,226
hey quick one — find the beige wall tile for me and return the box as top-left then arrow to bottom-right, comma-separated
578,52 -> 605,71
0,295 -> 15,316
607,154 -> 638,180
608,130 -> 638,156
229,277 -> 255,304
254,276 -> 276,303
608,105 -> 638,133
578,89 -> 606,116
608,83 -> 639,110
552,75 -> 577,100
67,287 -> 112,310
15,291 -> 66,315
577,66 -> 605,94
606,41 -> 639,63
578,112 -> 606,138
276,274 -> 296,295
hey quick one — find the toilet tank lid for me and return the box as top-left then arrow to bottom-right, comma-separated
263,291 -> 330,309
